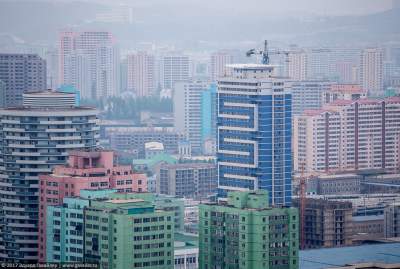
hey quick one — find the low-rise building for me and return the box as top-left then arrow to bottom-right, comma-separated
352,215 -> 384,243
384,203 -> 400,238
292,198 -> 353,249
106,126 -> 184,157
299,173 -> 362,195
157,163 -> 217,199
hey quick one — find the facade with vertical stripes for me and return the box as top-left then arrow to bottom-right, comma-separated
217,64 -> 292,206
293,97 -> 400,174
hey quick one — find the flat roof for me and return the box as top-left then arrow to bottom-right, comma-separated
226,63 -> 276,70
353,215 -> 384,222
105,199 -> 144,204
300,243 -> 400,269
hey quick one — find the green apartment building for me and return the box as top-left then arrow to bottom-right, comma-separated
46,189 -> 117,263
199,191 -> 299,269
108,192 -> 185,232
84,196 -> 175,269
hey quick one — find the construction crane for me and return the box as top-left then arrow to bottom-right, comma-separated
246,40 -> 270,64
299,163 -> 307,250
246,40 -> 331,66
246,40 -> 291,65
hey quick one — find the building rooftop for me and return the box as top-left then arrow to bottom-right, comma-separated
159,162 -> 215,169
174,232 -> 199,250
106,126 -> 178,133
300,243 -> 400,269
330,84 -> 366,94
132,153 -> 178,167
24,89 -> 74,96
226,63 -> 276,70
145,141 -> 164,150
353,215 -> 384,222
105,198 -> 145,204
326,263 -> 400,269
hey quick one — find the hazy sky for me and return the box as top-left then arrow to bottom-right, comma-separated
1,0 -> 393,16
89,0 -> 393,16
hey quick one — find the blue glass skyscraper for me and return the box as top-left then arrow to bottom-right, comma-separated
217,64 -> 292,206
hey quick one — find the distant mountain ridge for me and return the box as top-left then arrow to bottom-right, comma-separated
0,0 -> 399,47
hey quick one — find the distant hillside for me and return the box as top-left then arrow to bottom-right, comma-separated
0,0 -> 399,47
0,0 -> 103,44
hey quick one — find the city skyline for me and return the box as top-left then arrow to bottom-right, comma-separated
0,1 -> 400,268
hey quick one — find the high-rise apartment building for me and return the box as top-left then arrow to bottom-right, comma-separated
288,51 -> 307,81
322,84 -> 367,105
0,54 -> 46,107
174,81 -> 209,154
217,64 -> 292,206
156,163 -> 217,199
63,52 -> 92,99
84,196 -> 175,269
59,31 -> 119,99
96,45 -> 120,98
46,189 -> 117,263
330,47 -> 361,84
45,49 -> 59,89
38,150 -> 147,261
0,90 -> 99,262
293,97 -> 400,174
360,48 -> 384,96
199,190 -> 299,269
307,49 -> 331,80
160,54 -> 191,89
210,51 -> 233,82
127,51 -> 155,97
291,80 -> 333,116
201,84 -> 217,155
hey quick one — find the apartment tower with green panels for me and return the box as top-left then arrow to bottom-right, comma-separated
199,190 -> 299,269
84,197 -> 175,269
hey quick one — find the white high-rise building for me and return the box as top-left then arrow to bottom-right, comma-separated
291,80 -> 333,116
210,51 -> 233,81
95,45 -> 120,98
360,48 -> 384,96
307,49 -> 331,80
59,31 -> 119,99
160,54 -> 191,89
293,97 -> 400,174
174,81 -> 209,154
288,50 -> 307,80
45,49 -> 59,89
64,52 -> 92,99
127,52 -> 155,97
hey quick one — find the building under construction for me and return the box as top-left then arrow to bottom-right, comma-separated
293,198 -> 353,249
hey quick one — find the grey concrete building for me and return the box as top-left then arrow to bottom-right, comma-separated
106,126 -> 184,157
0,54 -> 46,108
291,80 -> 332,116
384,203 -> 400,238
156,163 -> 217,199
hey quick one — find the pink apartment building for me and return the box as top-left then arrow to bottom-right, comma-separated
38,150 -> 147,262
